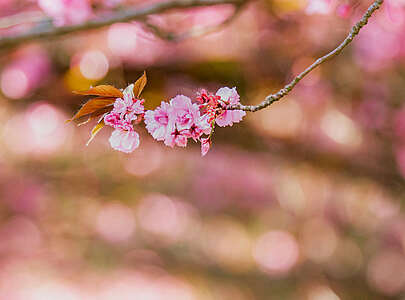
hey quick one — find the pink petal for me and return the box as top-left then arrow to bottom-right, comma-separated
109,129 -> 139,153
231,110 -> 246,123
215,111 -> 233,127
201,138 -> 211,156
216,87 -> 240,105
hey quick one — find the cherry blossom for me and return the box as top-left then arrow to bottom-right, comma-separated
215,87 -> 246,127
103,84 -> 145,153
170,95 -> 201,131
144,101 -> 172,141
73,80 -> 246,156
145,95 -> 204,149
143,86 -> 245,156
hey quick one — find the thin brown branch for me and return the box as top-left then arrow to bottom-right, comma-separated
0,11 -> 49,29
229,0 -> 384,112
141,2 -> 245,42
0,0 -> 245,50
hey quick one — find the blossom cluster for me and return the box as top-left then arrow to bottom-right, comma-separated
95,85 -> 245,156
103,84 -> 145,153
145,96 -> 209,147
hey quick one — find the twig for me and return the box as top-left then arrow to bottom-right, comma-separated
229,0 -> 384,112
141,2 -> 245,42
0,0 -> 245,50
0,11 -> 49,29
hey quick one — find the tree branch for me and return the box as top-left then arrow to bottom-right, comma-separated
230,0 -> 384,112
0,0 -> 245,50
0,11 -> 49,30
141,2 -> 244,42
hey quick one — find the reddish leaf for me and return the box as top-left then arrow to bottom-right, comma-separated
67,98 -> 115,123
133,71 -> 147,98
77,112 -> 105,126
75,106 -> 113,125
73,85 -> 123,98
86,120 -> 105,146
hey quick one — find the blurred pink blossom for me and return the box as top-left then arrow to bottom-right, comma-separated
1,46 -> 51,99
4,102 -> 69,155
2,177 -> 46,215
306,0 -> 332,15
137,194 -> 196,243
0,217 -> 42,256
253,230 -> 300,276
354,4 -> 405,71
95,202 -> 136,243
107,22 -> 167,65
367,249 -> 405,295
357,98 -> 388,130
37,0 -> 92,26
336,4 -> 351,18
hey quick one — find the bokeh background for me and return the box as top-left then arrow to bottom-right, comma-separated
0,0 -> 405,299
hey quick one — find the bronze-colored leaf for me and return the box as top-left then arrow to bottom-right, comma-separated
67,98 -> 116,123
133,71 -> 147,98
74,106 -> 112,126
77,112 -> 103,126
86,120 -> 105,146
73,85 -> 123,98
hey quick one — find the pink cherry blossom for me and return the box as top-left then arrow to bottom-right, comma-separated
37,0 -> 92,26
144,94 -> 212,151
144,101 -> 172,141
103,83 -> 145,153
109,129 -> 140,153
144,87 -> 246,155
216,87 -> 240,105
112,84 -> 144,121
215,87 -> 246,127
104,84 -> 145,129
170,95 -> 201,131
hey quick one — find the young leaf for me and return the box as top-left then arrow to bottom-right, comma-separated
73,85 -> 123,98
86,120 -> 105,146
67,98 -> 116,122
133,71 -> 147,98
